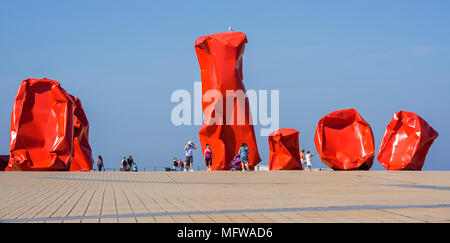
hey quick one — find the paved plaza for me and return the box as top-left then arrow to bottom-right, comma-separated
1,171 -> 450,223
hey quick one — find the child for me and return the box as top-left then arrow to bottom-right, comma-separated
179,160 -> 184,171
238,143 -> 250,171
231,155 -> 241,171
300,149 -> 306,167
131,162 -> 138,172
204,144 -> 214,172
305,150 -> 316,171
173,157 -> 179,171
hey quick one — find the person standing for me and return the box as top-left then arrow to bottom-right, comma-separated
97,155 -> 104,171
238,143 -> 250,171
184,141 -> 196,172
120,157 -> 127,171
300,149 -> 306,168
127,156 -> 134,171
305,150 -> 316,171
203,144 -> 214,172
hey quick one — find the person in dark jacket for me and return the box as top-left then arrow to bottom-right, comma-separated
127,155 -> 134,171
97,155 -> 104,171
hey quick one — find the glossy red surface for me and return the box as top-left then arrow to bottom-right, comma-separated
314,109 -> 375,170
8,78 -> 74,171
269,128 -> 303,170
69,96 -> 93,171
195,32 -> 261,170
378,111 -> 438,171
7,78 -> 93,171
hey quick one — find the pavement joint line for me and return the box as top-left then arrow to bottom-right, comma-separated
383,184 -> 450,191
39,176 -> 302,185
2,203 -> 450,223
40,177 -> 450,192
378,209 -> 429,223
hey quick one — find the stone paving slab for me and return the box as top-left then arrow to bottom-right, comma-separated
0,171 -> 449,223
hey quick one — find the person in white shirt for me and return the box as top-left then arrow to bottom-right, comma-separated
184,141 -> 196,171
305,150 -> 316,171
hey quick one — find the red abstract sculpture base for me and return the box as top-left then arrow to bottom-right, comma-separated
269,128 -> 303,170
314,109 -> 375,170
378,111 -> 439,171
195,31 -> 261,170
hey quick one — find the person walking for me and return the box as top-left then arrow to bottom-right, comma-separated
184,141 -> 196,172
238,143 -> 250,171
97,155 -> 104,171
305,150 -> 316,171
203,144 -> 214,172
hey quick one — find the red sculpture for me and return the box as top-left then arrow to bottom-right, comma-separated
314,109 -> 375,170
195,31 -> 261,170
378,111 -> 439,171
7,78 -> 93,171
69,96 -> 93,171
8,78 -> 75,171
269,128 -> 303,170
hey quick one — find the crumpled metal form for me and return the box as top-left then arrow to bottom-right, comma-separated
0,155 -> 9,171
314,108 -> 375,170
378,111 -> 438,171
195,31 -> 261,170
8,78 -> 75,171
7,78 -> 93,171
69,96 -> 93,171
269,128 -> 303,170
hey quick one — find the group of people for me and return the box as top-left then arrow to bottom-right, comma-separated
229,143 -> 250,171
172,141 -> 196,171
172,157 -> 184,171
95,155 -> 138,172
120,155 -> 138,171
300,150 -> 316,171
96,143 -> 317,173
171,141 -> 251,172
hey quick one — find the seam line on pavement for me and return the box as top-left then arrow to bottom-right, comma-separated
2,203 -> 450,223
383,184 -> 450,191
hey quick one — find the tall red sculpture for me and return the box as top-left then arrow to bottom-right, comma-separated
269,128 -> 303,170
378,111 -> 438,171
314,109 -> 375,170
7,78 -> 93,171
69,96 -> 93,171
195,31 -> 261,170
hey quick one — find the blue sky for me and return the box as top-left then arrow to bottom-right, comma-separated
1,0 -> 449,170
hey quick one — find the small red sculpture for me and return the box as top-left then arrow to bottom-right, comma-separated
269,128 -> 303,170
378,111 -> 438,171
314,108 -> 375,170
